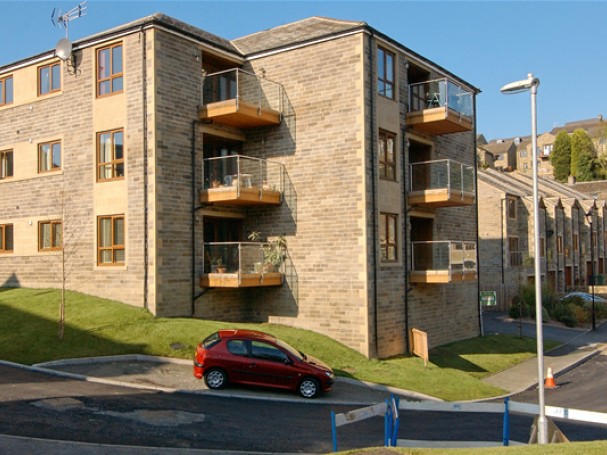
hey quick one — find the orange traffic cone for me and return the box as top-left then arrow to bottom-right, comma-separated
545,367 -> 558,389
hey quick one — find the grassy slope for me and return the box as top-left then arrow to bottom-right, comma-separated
0,288 -> 557,401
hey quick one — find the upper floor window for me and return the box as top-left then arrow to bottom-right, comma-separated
519,150 -> 527,158
39,62 -> 61,96
98,214 -> 125,265
97,129 -> 124,181
39,140 -> 61,173
507,198 -> 517,219
509,237 -> 521,266
39,220 -> 62,251
0,224 -> 13,253
380,212 -> 397,262
377,47 -> 394,99
378,130 -> 396,181
0,149 -> 13,179
97,43 -> 123,97
0,75 -> 13,106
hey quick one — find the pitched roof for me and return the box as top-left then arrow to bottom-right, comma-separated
232,16 -> 365,55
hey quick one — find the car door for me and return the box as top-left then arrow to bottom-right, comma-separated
247,340 -> 297,389
222,339 -> 251,384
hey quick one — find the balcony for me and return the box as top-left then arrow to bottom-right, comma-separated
410,241 -> 477,283
200,242 -> 284,288
199,69 -> 283,128
407,78 -> 474,135
408,159 -> 475,207
200,155 -> 283,206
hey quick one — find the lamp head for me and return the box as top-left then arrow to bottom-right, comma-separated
500,73 -> 540,94
586,210 -> 594,223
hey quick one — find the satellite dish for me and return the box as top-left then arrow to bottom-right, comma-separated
55,38 -> 73,61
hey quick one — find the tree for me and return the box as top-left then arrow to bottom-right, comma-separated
571,129 -> 596,181
550,131 -> 571,182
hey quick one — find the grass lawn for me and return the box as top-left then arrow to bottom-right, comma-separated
0,288 -> 558,401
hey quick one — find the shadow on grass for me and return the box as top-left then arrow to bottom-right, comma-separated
429,334 -> 537,374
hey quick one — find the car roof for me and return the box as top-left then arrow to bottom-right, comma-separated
217,329 -> 276,342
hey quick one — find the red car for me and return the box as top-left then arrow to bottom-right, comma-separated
193,329 -> 334,398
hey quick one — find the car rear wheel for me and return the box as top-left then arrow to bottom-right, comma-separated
204,368 -> 227,389
298,377 -> 320,398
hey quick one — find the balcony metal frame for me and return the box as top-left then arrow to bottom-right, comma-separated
410,240 -> 477,283
200,154 -> 284,206
201,241 -> 284,288
407,77 -> 474,134
200,68 -> 284,128
408,159 -> 475,207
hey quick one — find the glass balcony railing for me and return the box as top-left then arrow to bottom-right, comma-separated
201,155 -> 284,205
411,241 -> 477,283
201,69 -> 284,127
409,159 -> 475,207
202,242 -> 284,288
409,78 -> 473,118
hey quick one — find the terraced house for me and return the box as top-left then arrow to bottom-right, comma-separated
0,14 -> 479,358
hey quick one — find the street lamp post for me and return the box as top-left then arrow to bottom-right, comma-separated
501,73 -> 547,444
585,210 -> 596,331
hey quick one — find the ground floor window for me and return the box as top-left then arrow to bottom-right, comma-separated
380,213 -> 397,262
39,220 -> 62,251
0,224 -> 14,253
98,215 -> 124,265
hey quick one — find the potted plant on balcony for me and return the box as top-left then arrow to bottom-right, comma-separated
247,231 -> 287,273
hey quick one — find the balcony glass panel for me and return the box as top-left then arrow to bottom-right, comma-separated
408,78 -> 473,118
202,68 -> 283,114
409,159 -> 475,206
411,241 -> 477,280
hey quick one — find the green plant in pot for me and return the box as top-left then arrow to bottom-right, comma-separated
247,231 -> 287,273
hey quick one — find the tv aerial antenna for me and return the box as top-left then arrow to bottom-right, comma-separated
50,1 -> 87,63
51,1 -> 87,38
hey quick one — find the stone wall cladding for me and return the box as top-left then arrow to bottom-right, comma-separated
0,33 -> 147,306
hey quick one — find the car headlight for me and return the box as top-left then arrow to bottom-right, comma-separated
325,371 -> 334,378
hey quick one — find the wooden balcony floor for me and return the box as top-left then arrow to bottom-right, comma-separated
199,99 -> 281,128
200,186 -> 281,205
200,272 -> 283,288
409,189 -> 475,207
406,107 -> 473,135
410,270 -> 477,284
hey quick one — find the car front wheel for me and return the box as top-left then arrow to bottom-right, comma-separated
204,368 -> 227,389
298,377 -> 320,398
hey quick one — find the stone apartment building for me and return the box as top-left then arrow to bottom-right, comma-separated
0,14 -> 480,358
478,168 -> 606,310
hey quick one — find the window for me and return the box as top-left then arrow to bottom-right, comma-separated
377,47 -> 394,99
98,215 -> 125,265
519,150 -> 527,158
39,220 -> 62,251
38,140 -> 61,173
380,213 -> 397,262
573,233 -> 579,251
0,224 -> 13,253
97,43 -> 123,97
227,340 -> 247,356
0,149 -> 13,179
38,62 -> 61,95
557,235 -> 563,254
507,198 -> 517,219
97,129 -> 124,181
251,341 -> 287,363
509,237 -> 521,266
0,75 -> 13,106
540,238 -> 545,258
378,130 -> 396,181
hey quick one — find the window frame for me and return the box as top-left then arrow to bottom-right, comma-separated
0,75 -> 13,107
97,214 -> 125,266
507,198 -> 517,219
377,46 -> 395,100
97,128 -> 125,181
508,236 -> 521,267
38,220 -> 63,251
0,224 -> 14,253
38,62 -> 61,96
378,130 -> 397,181
380,212 -> 398,263
96,42 -> 124,98
0,149 -> 13,180
38,140 -> 62,173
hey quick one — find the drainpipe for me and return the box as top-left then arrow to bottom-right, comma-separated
402,127 -> 411,353
500,197 -> 506,309
368,32 -> 379,359
473,93 -> 482,336
141,27 -> 149,311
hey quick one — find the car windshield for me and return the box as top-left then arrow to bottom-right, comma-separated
274,338 -> 304,361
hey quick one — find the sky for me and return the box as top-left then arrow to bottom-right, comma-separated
1,0 -> 606,141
